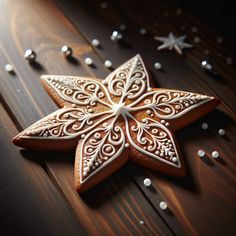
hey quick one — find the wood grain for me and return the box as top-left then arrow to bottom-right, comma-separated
0,101 -> 86,235
0,0 -> 236,235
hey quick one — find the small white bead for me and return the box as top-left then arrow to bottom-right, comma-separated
125,143 -> 129,148
218,129 -> 225,136
24,49 -> 37,61
201,122 -> 208,130
61,45 -> 72,57
100,2 -> 107,9
194,36 -> 201,43
191,27 -> 198,33
212,151 -> 219,159
85,57 -> 93,66
91,39 -> 100,47
143,178 -> 152,187
216,37 -> 223,44
226,57 -> 232,65
111,31 -> 123,41
119,24 -> 126,31
104,60 -> 112,68
139,220 -> 145,225
140,28 -> 147,35
197,150 -> 205,157
154,62 -> 162,70
159,201 -> 168,210
5,64 -> 14,73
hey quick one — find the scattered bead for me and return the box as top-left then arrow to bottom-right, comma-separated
85,57 -> 93,66
140,28 -> 147,35
104,60 -> 112,68
111,31 -> 123,41
176,8 -> 182,15
216,37 -> 223,44
218,129 -> 225,136
91,39 -> 100,47
194,36 -> 201,43
226,57 -> 232,65
143,178 -> 152,187
191,27 -> 198,33
100,2 -> 107,9
5,64 -> 14,73
154,62 -> 162,70
159,201 -> 168,210
24,49 -> 37,61
212,151 -> 219,159
139,220 -> 145,225
119,24 -> 126,31
201,122 -> 208,130
61,45 -> 72,57
201,59 -> 214,72
197,149 -> 205,157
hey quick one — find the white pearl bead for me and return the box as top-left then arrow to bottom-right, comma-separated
61,45 -> 72,57
85,57 -> 93,66
159,201 -> 168,210
5,64 -> 14,73
111,31 -> 123,41
143,178 -> 152,187
91,39 -> 100,47
212,151 -> 219,159
154,62 -> 162,70
24,49 -> 37,61
218,129 -> 225,136
140,28 -> 147,35
125,143 -> 129,148
104,60 -> 112,68
197,150 -> 205,157
139,220 -> 144,225
119,24 -> 126,31
201,122 -> 208,130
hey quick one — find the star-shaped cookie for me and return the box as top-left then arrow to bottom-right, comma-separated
154,32 -> 193,55
13,55 -> 220,192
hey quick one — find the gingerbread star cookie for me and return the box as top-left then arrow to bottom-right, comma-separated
13,55 -> 220,192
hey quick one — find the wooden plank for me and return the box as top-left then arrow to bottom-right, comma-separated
0,0 -> 173,235
56,0 -> 236,235
0,101 -> 86,235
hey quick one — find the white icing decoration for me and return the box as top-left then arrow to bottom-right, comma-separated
19,55 -> 215,185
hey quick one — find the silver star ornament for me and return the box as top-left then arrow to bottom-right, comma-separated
154,32 -> 193,55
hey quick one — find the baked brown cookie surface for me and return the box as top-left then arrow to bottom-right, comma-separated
13,55 -> 220,192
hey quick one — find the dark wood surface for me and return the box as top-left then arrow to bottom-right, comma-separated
0,0 -> 236,235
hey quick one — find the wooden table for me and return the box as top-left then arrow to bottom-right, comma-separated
0,0 -> 236,235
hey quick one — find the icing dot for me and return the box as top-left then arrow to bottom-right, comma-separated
159,201 -> 168,210
88,108 -> 93,113
81,134 -> 85,138
150,114 -> 154,117
147,88 -> 152,91
165,122 -> 169,127
172,157 -> 178,163
212,151 -> 219,159
125,143 -> 129,148
161,120 -> 165,124
143,178 -> 152,187
85,57 -> 93,66
146,110 -> 151,115
218,129 -> 225,136
201,122 -> 208,130
197,150 -> 205,157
